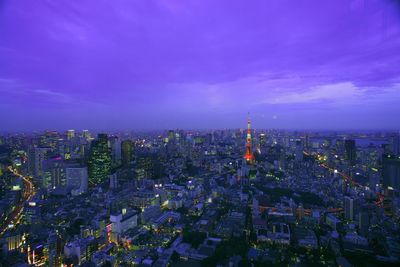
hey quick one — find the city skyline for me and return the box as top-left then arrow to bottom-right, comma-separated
1,0 -> 400,130
2,1 -> 400,266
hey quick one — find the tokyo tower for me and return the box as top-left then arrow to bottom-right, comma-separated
244,115 -> 255,164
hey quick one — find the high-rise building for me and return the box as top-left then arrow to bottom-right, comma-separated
358,211 -> 370,236
121,140 -> 133,166
345,139 -> 356,166
166,130 -> 177,156
66,167 -> 88,195
382,154 -> 400,191
244,116 -> 255,164
6,234 -> 24,252
344,196 -> 354,221
295,140 -> 303,162
304,134 -> 310,151
88,134 -> 112,185
168,130 -> 175,143
27,145 -> 36,176
135,154 -> 165,179
259,133 -> 267,148
109,173 -> 118,189
82,130 -> 91,141
33,147 -> 50,183
67,130 -> 75,140
252,198 -> 260,218
390,133 -> 400,156
109,136 -> 122,165
47,231 -> 64,267
43,156 -> 65,190
296,203 -> 305,221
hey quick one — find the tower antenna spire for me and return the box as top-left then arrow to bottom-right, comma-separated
244,113 -> 255,164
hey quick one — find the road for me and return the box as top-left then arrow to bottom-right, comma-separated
0,167 -> 36,237
304,151 -> 385,207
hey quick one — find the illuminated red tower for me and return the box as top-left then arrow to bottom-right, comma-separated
244,115 -> 255,164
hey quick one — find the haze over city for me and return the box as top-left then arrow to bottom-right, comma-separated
1,0 -> 400,130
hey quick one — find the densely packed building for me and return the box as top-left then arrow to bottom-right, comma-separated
0,128 -> 400,266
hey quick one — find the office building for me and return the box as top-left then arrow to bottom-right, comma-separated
359,211 -> 370,236
34,147 -> 50,180
121,140 -> 133,166
382,154 -> 400,191
109,136 -> 122,165
345,139 -> 356,166
390,133 -> 400,156
110,210 -> 138,234
344,196 -> 354,221
66,166 -> 88,195
67,130 -> 75,140
295,140 -> 303,162
109,173 -> 118,189
82,130 -> 91,141
43,156 -> 65,190
259,133 -> 267,148
88,134 -> 112,185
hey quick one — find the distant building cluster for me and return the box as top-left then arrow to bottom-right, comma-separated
0,125 -> 400,266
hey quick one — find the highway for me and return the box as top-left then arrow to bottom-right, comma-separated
0,167 -> 36,237
304,151 -> 385,207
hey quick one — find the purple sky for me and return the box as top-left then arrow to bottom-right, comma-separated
1,0 -> 400,131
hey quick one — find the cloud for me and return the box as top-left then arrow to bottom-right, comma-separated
164,73 -> 399,115
49,20 -> 89,42
262,82 -> 364,104
0,78 -> 67,99
32,89 -> 69,98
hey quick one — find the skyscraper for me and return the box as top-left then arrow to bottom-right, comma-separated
344,196 -> 354,221
390,133 -> 400,156
42,156 -> 65,190
82,130 -> 91,141
109,136 -> 122,165
88,134 -> 112,185
295,140 -> 304,162
109,173 -> 118,189
382,154 -> 400,191
33,147 -> 51,184
244,116 -> 255,164
67,130 -> 75,140
345,139 -> 356,166
259,133 -> 267,148
66,166 -> 88,195
304,134 -> 310,151
47,231 -> 64,267
359,211 -> 370,236
168,130 -> 175,142
121,140 -> 133,166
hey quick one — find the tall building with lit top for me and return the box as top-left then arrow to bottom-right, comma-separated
88,134 -> 112,185
259,133 -> 267,148
244,116 -> 255,164
67,130 -> 75,140
82,130 -> 91,141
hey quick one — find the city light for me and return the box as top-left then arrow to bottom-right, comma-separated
0,0 -> 399,266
